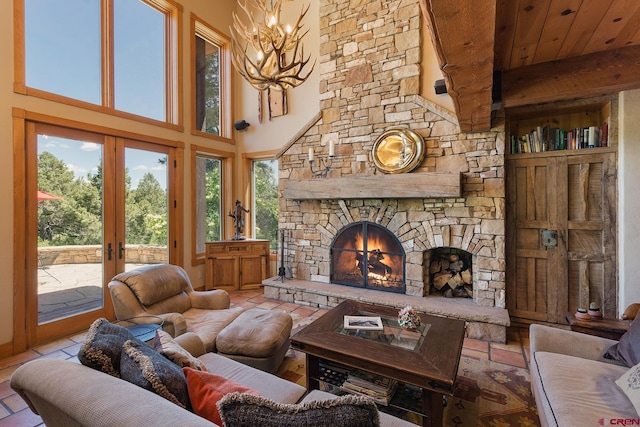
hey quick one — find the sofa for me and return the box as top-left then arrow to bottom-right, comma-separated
11,326 -> 415,427
529,324 -> 639,427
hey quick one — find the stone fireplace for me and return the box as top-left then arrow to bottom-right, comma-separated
262,0 -> 509,341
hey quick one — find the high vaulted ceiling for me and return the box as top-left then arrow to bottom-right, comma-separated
419,0 -> 640,132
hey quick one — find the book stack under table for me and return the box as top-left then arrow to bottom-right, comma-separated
341,369 -> 398,405
318,361 -> 398,406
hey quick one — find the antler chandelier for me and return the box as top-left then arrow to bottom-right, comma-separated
230,0 -> 315,91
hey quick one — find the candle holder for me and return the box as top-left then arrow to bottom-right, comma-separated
309,155 -> 334,178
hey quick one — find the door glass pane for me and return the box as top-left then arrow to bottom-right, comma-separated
253,159 -> 279,250
195,155 -> 222,253
25,0 -> 101,104
114,0 -> 166,121
124,148 -> 169,267
37,134 -> 104,324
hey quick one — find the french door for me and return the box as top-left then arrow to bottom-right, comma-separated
24,122 -> 177,345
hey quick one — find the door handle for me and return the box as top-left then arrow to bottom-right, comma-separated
119,242 -> 126,260
107,243 -> 113,261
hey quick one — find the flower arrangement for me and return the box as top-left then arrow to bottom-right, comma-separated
398,306 -> 421,330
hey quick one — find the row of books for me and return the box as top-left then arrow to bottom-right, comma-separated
341,368 -> 398,405
511,121 -> 609,154
317,361 -> 397,405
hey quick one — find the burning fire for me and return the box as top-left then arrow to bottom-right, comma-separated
331,222 -> 405,292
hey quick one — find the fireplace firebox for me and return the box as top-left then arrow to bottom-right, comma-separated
330,222 -> 405,293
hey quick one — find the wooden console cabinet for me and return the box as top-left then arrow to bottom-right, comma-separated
205,239 -> 270,291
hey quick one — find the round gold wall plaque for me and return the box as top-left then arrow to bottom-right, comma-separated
372,128 -> 425,174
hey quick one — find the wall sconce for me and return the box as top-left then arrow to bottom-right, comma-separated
230,0 -> 315,91
308,141 -> 334,178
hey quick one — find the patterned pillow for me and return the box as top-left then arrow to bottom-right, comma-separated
183,368 -> 261,425
616,362 -> 640,415
120,339 -> 191,410
218,392 -> 380,427
78,318 -> 137,378
153,330 -> 207,371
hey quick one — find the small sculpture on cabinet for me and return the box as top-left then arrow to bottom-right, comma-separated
229,200 -> 250,240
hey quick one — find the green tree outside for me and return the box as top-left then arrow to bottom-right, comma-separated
38,151 -> 168,247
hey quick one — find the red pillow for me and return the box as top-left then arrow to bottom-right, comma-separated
183,367 -> 261,425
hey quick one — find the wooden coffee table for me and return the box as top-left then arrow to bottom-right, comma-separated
290,300 -> 466,427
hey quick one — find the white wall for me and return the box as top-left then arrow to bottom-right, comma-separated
618,89 -> 640,315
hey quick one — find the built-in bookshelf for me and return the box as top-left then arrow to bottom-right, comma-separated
506,97 -> 616,155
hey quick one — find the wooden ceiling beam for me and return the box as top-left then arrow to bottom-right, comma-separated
419,0 -> 496,132
502,44 -> 640,108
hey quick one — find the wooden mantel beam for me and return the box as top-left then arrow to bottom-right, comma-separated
284,173 -> 461,200
502,44 -> 640,109
419,0 -> 496,132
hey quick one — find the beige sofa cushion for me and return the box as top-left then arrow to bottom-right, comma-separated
198,352 -> 306,404
532,351 -> 637,426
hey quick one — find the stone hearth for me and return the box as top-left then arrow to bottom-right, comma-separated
263,277 -> 509,343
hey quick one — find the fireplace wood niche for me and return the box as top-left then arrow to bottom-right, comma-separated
331,222 -> 405,293
426,247 -> 474,299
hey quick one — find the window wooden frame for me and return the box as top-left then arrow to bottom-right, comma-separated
190,13 -> 233,143
190,144 -> 235,265
13,0 -> 183,130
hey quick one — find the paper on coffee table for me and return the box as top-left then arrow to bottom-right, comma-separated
343,315 -> 383,330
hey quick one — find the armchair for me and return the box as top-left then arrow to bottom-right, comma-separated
108,264 -> 244,352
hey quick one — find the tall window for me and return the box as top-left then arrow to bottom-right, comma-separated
252,159 -> 279,251
22,0 -> 179,124
195,35 -> 220,135
113,0 -> 166,120
192,18 -> 231,140
194,154 -> 222,255
25,0 -> 101,104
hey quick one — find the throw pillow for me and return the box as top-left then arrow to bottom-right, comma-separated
616,361 -> 640,414
120,339 -> 191,410
217,392 -> 380,427
605,319 -> 640,367
78,318 -> 138,378
153,330 -> 207,371
183,368 -> 261,426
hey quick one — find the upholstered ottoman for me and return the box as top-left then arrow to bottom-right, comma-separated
216,308 -> 293,373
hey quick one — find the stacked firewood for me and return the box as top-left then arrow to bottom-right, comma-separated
429,253 -> 473,298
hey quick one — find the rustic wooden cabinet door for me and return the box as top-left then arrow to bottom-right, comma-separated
506,151 -> 617,323
205,240 -> 270,291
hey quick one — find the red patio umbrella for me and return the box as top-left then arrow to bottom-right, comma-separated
37,190 -> 63,201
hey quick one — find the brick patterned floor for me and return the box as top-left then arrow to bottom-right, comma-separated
0,290 -> 530,426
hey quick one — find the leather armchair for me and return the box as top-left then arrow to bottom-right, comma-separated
108,264 -> 244,352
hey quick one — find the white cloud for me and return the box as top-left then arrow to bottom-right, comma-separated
80,142 -> 99,152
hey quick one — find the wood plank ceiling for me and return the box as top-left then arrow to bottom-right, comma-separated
419,0 -> 640,132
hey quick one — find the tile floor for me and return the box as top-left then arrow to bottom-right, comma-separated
0,290 -> 531,427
